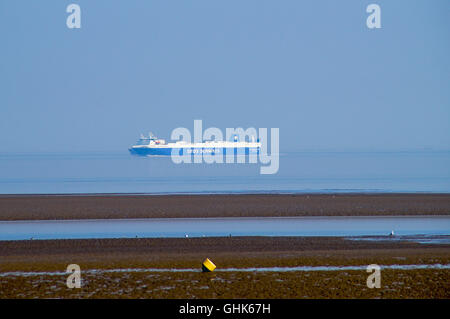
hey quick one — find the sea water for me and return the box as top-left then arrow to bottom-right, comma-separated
0,151 -> 449,194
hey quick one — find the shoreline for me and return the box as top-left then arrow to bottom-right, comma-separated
2,191 -> 450,196
1,193 -> 449,221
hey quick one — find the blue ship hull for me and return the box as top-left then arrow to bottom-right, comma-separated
129,147 -> 259,156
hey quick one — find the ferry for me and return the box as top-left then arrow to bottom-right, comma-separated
129,132 -> 261,156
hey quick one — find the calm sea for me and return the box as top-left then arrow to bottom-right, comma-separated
0,151 -> 449,194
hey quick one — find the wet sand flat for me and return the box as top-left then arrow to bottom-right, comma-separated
0,193 -> 449,220
2,269 -> 448,299
0,236 -> 449,298
1,236 -> 450,271
0,193 -> 449,298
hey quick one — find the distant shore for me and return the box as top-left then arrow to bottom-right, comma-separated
0,193 -> 449,221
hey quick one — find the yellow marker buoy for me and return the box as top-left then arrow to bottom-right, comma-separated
202,258 -> 216,272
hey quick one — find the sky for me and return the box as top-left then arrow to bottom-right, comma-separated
1,0 -> 449,153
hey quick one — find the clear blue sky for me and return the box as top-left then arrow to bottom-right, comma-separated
1,0 -> 449,152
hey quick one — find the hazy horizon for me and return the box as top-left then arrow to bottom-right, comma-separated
1,0 -> 449,153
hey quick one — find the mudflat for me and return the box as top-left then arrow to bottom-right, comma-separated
0,236 -> 449,298
0,193 -> 449,298
0,193 -> 449,220
1,236 -> 449,271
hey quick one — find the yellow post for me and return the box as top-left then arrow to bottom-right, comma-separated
202,258 -> 216,272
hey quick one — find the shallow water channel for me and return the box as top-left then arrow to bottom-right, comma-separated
0,216 -> 449,240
